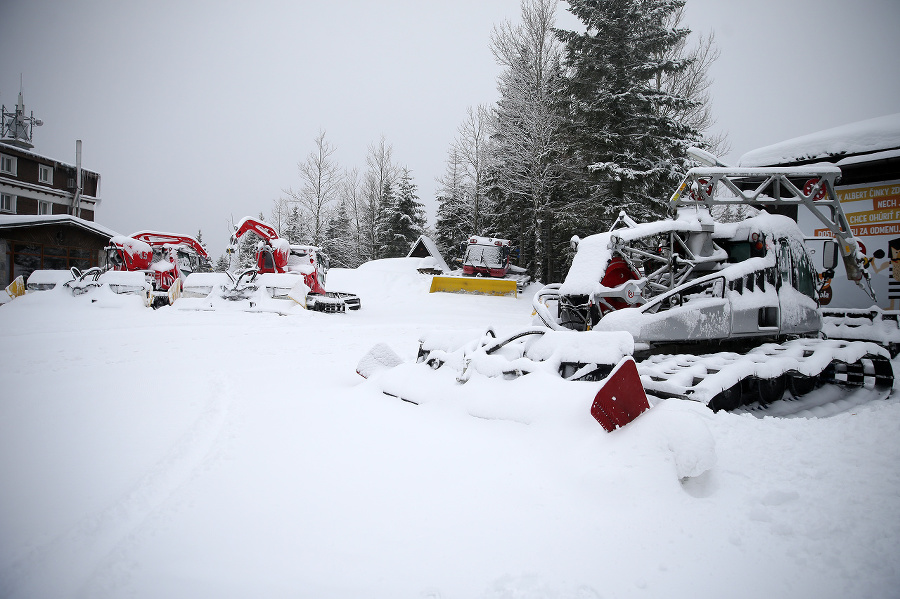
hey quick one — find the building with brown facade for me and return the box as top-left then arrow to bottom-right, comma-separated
0,86 -> 115,289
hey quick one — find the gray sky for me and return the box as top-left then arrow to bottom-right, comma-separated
2,0 -> 898,259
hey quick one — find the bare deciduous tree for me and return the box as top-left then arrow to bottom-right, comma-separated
339,166 -> 365,266
452,105 -> 494,235
284,130 -> 342,246
490,0 -> 566,281
361,136 -> 398,260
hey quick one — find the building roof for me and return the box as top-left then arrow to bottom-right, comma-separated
0,141 -> 101,176
738,113 -> 900,168
0,214 -> 119,238
407,235 -> 452,273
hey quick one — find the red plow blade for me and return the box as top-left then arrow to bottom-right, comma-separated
590,356 -> 650,432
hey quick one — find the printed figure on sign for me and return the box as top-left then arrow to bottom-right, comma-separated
869,238 -> 900,310
890,239 -> 900,310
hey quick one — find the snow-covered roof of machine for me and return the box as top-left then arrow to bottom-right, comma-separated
0,214 -> 120,238
407,235 -> 451,274
738,113 -> 900,167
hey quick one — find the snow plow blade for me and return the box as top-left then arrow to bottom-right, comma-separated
4,275 -> 25,301
590,356 -> 650,432
429,276 -> 517,297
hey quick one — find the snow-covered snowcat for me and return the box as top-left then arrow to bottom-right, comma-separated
429,236 -> 530,297
179,217 -> 359,313
15,231 -> 209,306
528,154 -> 893,411
357,151 -> 893,429
53,266 -> 152,305
105,231 -> 211,307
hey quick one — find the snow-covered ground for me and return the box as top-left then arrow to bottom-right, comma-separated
1,258 -> 898,599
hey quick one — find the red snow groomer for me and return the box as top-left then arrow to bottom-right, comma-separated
462,236 -> 513,278
106,231 -> 211,307
429,236 -> 531,297
181,217 -> 359,313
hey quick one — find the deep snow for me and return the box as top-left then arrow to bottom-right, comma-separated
1,258 -> 899,599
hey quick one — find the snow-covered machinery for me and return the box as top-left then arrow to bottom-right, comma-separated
106,231 -> 211,307
180,217 -> 359,313
60,266 -> 152,305
529,157 -> 893,411
358,153 -> 894,428
429,236 -> 530,297
20,268 -> 152,306
15,230 -> 207,306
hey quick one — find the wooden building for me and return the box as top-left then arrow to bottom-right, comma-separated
0,215 -> 118,288
0,85 -> 113,289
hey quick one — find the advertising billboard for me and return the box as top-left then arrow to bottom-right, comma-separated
800,179 -> 900,309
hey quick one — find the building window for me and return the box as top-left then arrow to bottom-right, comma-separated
38,200 -> 51,215
0,154 -> 16,175
0,193 -> 14,212
39,164 -> 53,185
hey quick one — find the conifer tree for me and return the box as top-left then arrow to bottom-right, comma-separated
376,169 -> 426,258
284,205 -> 305,245
435,148 -> 470,263
234,212 -> 267,270
214,254 -> 230,272
374,180 -> 397,258
324,199 -> 355,268
557,0 -> 699,224
393,168 -> 426,252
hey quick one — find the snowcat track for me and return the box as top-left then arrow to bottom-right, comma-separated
820,308 -> 900,357
636,338 -> 893,414
307,293 -> 346,313
328,291 -> 361,311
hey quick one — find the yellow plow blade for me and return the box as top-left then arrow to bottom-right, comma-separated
429,276 -> 517,297
5,275 -> 26,299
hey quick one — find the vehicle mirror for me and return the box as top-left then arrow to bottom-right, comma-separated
823,240 -> 838,270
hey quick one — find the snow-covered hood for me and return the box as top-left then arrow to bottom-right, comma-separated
560,217 -> 710,297
109,235 -> 152,257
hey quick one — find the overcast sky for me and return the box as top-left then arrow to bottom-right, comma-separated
2,0 -> 899,258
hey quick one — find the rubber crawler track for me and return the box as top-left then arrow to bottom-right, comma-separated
636,338 -> 893,412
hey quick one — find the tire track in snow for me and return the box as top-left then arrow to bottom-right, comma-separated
0,376 -> 235,599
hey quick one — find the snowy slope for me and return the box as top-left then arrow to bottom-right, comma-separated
1,259 -> 898,599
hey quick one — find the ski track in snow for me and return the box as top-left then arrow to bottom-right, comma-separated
0,375 -> 235,599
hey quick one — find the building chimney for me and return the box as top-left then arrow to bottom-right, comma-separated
73,140 -> 83,218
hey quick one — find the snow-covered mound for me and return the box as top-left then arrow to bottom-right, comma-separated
0,257 -> 898,598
